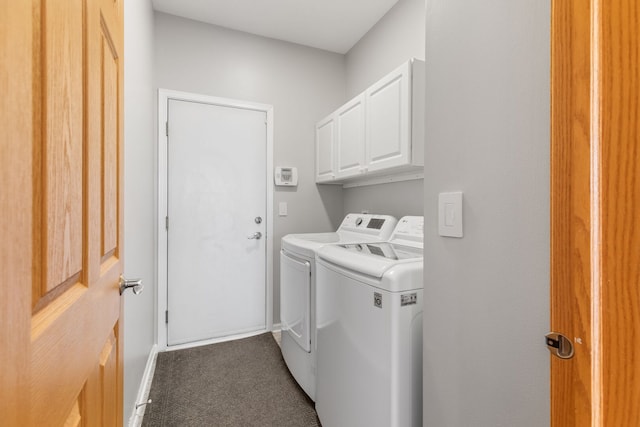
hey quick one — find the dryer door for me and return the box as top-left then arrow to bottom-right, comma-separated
280,250 -> 311,352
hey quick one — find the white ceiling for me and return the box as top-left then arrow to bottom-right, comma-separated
151,0 -> 400,54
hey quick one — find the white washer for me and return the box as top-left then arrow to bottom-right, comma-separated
315,216 -> 424,427
280,213 -> 398,401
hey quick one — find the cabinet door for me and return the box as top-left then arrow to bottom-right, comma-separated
336,95 -> 366,179
365,61 -> 411,172
316,115 -> 336,182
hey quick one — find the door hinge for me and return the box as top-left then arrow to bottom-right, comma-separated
165,310 -> 169,324
165,216 -> 169,230
165,121 -> 169,137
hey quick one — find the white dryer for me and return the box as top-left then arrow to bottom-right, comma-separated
315,216 -> 424,427
280,213 -> 398,401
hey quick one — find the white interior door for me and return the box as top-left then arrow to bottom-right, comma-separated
167,98 -> 267,346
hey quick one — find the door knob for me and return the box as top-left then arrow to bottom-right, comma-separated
545,332 -> 574,359
119,275 -> 143,295
247,232 -> 262,240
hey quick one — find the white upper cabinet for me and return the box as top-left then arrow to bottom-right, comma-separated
366,61 -> 411,172
315,58 -> 424,186
336,94 -> 366,179
315,115 -> 336,182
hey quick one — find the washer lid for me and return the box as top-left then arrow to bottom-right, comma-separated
318,242 -> 422,278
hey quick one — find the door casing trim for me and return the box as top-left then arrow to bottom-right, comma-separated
156,88 -> 274,350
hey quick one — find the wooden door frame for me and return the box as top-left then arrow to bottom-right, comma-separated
156,89 -> 274,350
550,0 -> 640,425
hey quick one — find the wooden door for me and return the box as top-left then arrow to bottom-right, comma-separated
550,0 -> 640,425
1,0 -> 125,425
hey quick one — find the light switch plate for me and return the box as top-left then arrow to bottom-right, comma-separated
438,192 -> 463,238
279,202 -> 288,216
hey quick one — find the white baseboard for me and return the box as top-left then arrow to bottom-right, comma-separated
272,322 -> 281,331
128,344 -> 158,427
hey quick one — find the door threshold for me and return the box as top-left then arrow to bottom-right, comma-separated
165,328 -> 269,352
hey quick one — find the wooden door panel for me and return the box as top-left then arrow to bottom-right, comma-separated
82,329 -> 119,426
64,400 -> 82,427
31,270 -> 120,425
37,0 -> 85,307
101,25 -> 120,260
99,330 -> 119,426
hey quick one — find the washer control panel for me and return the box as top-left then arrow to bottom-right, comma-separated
389,216 -> 424,247
339,213 -> 398,239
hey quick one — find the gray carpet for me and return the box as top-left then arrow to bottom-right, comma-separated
142,333 -> 321,426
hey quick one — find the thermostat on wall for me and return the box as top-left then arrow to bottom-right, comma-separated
274,167 -> 298,187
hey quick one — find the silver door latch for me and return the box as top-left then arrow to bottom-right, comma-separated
545,332 -> 574,359
119,276 -> 143,295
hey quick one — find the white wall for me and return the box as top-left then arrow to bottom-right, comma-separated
341,0 -> 425,218
154,12 -> 346,324
423,1 -> 550,425
123,0 -> 156,424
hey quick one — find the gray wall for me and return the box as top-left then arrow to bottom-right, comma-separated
341,0 -> 425,218
154,12 -> 346,324
345,0 -> 426,99
123,0 -> 156,423
422,0 -> 550,425
342,179 -> 424,219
